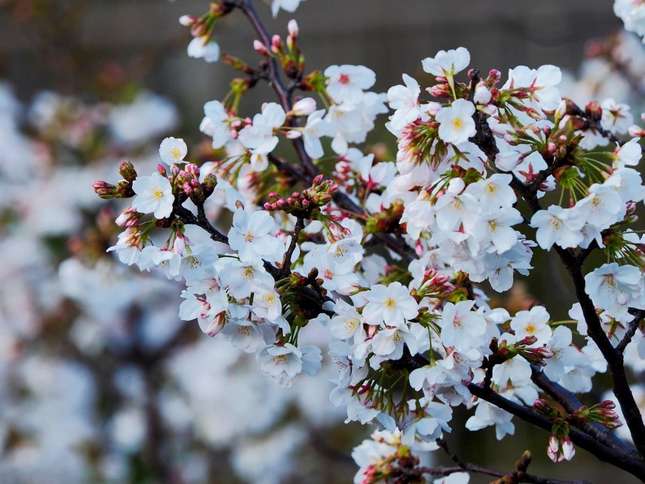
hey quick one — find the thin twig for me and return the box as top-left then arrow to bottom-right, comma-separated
616,309 -> 645,353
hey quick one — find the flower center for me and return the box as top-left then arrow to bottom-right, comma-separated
525,323 -> 536,334
242,267 -> 255,279
273,354 -> 289,364
549,217 -> 561,229
153,188 -> 164,200
384,297 -> 397,310
345,318 -> 359,331
244,231 -> 255,242
451,117 -> 464,130
170,147 -> 182,160
603,274 -> 616,287
339,74 -> 350,85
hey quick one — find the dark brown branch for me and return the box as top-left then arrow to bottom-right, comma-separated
418,464 -> 584,484
530,365 -> 636,456
467,383 -> 645,480
281,216 -> 304,276
174,203 -> 228,243
616,309 -> 645,353
234,0 -> 318,179
433,439 -> 587,484
268,153 -> 304,180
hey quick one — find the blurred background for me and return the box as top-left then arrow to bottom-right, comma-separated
0,0 -> 642,483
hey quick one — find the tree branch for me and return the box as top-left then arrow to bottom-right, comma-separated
432,439 -> 588,484
467,383 -> 645,480
530,365 -> 636,456
281,216 -> 304,276
234,0 -> 318,178
616,309 -> 645,353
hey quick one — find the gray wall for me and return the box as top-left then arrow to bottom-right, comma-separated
0,0 -> 621,123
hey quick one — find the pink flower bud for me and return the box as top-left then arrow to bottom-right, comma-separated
488,68 -> 501,82
271,35 -> 282,53
253,40 -> 269,56
93,181 -> 117,199
547,435 -> 561,463
428,83 -> 450,97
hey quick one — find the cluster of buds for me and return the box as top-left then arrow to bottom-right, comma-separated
486,336 -> 553,369
411,268 -> 455,300
547,432 -> 575,463
398,119 -> 445,168
263,175 -> 337,217
514,336 -> 554,364
179,1 -> 233,40
168,163 -> 217,205
533,400 -> 575,463
254,20 -> 305,81
92,160 -> 137,199
573,400 -> 622,430
469,68 -> 501,105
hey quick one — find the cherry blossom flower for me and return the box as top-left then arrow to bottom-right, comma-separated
362,282 -> 419,327
530,205 -> 584,250
324,65 -> 376,103
422,47 -> 470,77
228,209 -> 284,263
159,137 -> 188,164
187,37 -> 220,63
436,99 -> 476,145
131,172 -> 174,219
510,306 -> 552,345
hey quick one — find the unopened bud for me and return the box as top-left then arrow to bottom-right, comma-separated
179,15 -> 196,27
487,68 -> 501,83
292,97 -> 316,116
288,19 -> 299,37
253,40 -> 269,56
271,35 -> 282,53
585,101 -> 602,121
428,83 -> 450,98
119,160 -> 137,182
473,84 -> 491,105
93,181 -> 117,199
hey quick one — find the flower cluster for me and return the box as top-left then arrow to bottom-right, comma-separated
92,0 -> 645,481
